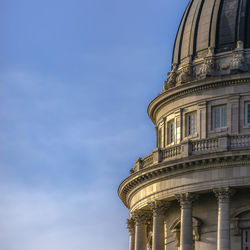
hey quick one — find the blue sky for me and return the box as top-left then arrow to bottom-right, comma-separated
0,0 -> 189,249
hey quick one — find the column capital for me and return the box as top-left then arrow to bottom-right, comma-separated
127,218 -> 135,234
176,193 -> 199,208
148,200 -> 171,217
132,210 -> 152,226
213,187 -> 235,203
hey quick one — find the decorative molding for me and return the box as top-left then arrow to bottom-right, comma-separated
148,76 -> 250,124
126,218 -> 135,234
163,64 -> 177,91
213,187 -> 235,203
231,205 -> 250,235
196,48 -> 215,80
176,63 -> 193,85
175,193 -> 199,208
118,152 -> 250,207
148,200 -> 171,217
131,210 -> 152,226
162,42 -> 250,92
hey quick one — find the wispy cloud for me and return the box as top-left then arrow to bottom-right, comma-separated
0,0 -> 189,248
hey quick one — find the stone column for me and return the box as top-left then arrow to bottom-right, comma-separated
149,201 -> 170,250
132,210 -> 151,250
214,188 -> 235,250
127,219 -> 135,250
176,193 -> 198,250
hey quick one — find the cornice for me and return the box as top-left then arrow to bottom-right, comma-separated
148,74 -> 250,124
118,150 -> 250,208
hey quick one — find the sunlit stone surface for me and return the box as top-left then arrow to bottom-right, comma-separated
118,0 -> 250,249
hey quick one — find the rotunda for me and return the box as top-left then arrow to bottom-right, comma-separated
118,0 -> 250,250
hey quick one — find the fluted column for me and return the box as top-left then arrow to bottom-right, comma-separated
149,201 -> 170,250
176,193 -> 198,250
132,210 -> 151,250
127,219 -> 135,250
214,188 -> 235,250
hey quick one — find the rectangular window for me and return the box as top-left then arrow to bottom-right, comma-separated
212,105 -> 227,130
245,103 -> 250,125
186,112 -> 197,136
243,229 -> 250,250
168,120 -> 175,144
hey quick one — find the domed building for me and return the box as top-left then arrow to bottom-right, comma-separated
118,0 -> 250,250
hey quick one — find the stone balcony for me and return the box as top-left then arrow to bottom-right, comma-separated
130,134 -> 250,174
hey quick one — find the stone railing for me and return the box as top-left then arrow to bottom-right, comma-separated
142,154 -> 154,168
130,134 -> 250,174
231,135 -> 250,149
161,145 -> 182,161
192,138 -> 219,154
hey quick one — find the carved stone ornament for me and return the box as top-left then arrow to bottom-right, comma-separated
147,230 -> 153,250
176,64 -> 193,85
134,158 -> 143,172
175,193 -> 199,208
148,200 -> 171,217
196,47 -> 215,80
230,41 -> 248,73
230,52 -> 247,73
197,57 -> 215,79
126,218 -> 135,234
163,64 -> 177,91
131,210 -> 152,226
232,217 -> 240,236
193,217 -> 202,241
213,187 -> 235,203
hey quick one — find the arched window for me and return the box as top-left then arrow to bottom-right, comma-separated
232,208 -> 250,250
170,217 -> 202,248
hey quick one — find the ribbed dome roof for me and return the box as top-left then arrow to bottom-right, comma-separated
162,0 -> 250,91
173,0 -> 250,65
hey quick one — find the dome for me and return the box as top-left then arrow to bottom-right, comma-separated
163,0 -> 250,91
119,2 -> 250,250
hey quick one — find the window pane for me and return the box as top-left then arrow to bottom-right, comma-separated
170,123 -> 174,142
221,106 -> 227,127
186,112 -> 197,136
243,229 -> 250,249
212,105 -> 227,129
247,104 -> 250,124
168,121 -> 174,144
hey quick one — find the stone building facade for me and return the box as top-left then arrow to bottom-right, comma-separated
118,0 -> 250,250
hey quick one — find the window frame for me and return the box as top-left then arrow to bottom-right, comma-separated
245,102 -> 250,126
167,119 -> 175,145
185,111 -> 197,137
212,105 -> 227,130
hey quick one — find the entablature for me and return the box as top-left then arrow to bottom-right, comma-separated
118,134 -> 250,208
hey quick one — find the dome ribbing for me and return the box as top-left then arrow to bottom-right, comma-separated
163,0 -> 250,91
173,0 -> 250,64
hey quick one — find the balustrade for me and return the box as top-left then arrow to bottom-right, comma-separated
161,145 -> 182,161
231,135 -> 250,149
192,138 -> 218,153
133,134 -> 250,173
